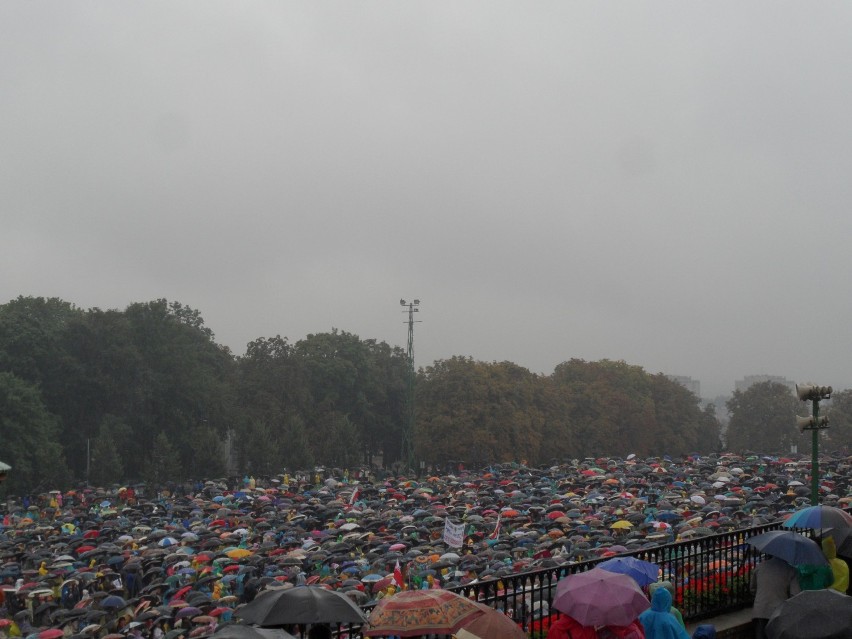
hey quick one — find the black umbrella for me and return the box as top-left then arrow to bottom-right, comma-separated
212,626 -> 296,639
235,586 -> 367,625
747,531 -> 828,566
766,589 -> 852,639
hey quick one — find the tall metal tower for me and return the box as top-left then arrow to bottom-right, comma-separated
399,299 -> 420,473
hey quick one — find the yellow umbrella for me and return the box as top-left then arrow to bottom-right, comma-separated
610,520 -> 633,530
226,548 -> 253,559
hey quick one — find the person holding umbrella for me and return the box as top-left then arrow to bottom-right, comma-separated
750,556 -> 800,639
546,614 -> 598,639
820,537 -> 848,593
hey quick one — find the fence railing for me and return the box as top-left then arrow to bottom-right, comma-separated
307,519 -> 802,638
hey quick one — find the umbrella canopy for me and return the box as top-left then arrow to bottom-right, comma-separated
100,596 -> 127,610
824,527 -> 852,559
553,567 -> 650,626
212,626 -> 296,639
747,531 -> 829,566
766,589 -> 852,639
364,589 -> 484,637
235,586 -> 367,626
783,506 -> 852,531
597,556 -> 660,586
456,603 -> 526,639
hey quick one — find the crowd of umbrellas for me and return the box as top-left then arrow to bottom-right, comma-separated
0,451 -> 851,638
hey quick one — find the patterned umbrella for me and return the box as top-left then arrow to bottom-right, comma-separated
364,589 -> 484,637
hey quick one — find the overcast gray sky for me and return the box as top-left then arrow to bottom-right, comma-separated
3,3 -> 852,399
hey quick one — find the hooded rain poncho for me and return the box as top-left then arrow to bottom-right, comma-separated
638,587 -> 690,639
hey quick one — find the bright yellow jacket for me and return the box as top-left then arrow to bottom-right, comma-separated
823,537 -> 849,593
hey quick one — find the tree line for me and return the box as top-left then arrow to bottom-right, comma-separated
0,296 -> 845,494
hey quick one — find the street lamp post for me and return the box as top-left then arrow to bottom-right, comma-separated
399,299 -> 420,474
796,383 -> 831,506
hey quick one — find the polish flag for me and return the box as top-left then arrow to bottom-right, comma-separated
489,514 -> 502,539
349,487 -> 360,505
393,559 -> 404,589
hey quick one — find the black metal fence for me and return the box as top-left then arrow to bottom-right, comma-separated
312,520 -> 793,638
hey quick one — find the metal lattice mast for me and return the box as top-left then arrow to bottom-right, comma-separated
400,299 -> 420,473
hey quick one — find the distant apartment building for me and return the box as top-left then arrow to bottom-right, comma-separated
666,375 -> 701,398
734,375 -> 795,394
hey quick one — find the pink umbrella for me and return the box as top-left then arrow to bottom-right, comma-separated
456,602 -> 526,639
552,567 -> 650,627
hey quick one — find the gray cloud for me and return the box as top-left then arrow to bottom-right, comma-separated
3,3 -> 852,398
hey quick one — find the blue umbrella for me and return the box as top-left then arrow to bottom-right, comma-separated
747,531 -> 828,566
100,595 -> 127,610
656,511 -> 681,522
783,506 -> 852,531
598,556 -> 660,586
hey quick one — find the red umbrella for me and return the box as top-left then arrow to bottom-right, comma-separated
365,589 -> 484,637
171,585 -> 193,602
39,630 -> 64,639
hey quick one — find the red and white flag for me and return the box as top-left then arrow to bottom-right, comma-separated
348,487 -> 360,505
393,559 -> 404,589
489,514 -> 502,539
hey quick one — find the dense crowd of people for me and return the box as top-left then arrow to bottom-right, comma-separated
0,452 -> 849,639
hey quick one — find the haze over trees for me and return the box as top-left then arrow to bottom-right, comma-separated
1,296 -> 841,494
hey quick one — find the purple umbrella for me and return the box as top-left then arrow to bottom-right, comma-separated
553,567 -> 650,627
176,606 -> 203,619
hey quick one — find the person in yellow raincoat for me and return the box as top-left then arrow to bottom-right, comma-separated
822,536 -> 849,593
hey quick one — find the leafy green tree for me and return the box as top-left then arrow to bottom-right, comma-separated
144,431 -> 182,487
821,390 -> 852,453
123,300 -> 236,478
726,382 -> 803,453
291,330 -> 407,465
184,421 -> 227,479
0,296 -> 81,387
89,417 -> 126,487
238,418 -> 286,477
0,372 -> 68,493
281,413 -> 314,470
416,358 -> 548,465
58,309 -> 146,478
549,360 -> 720,459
